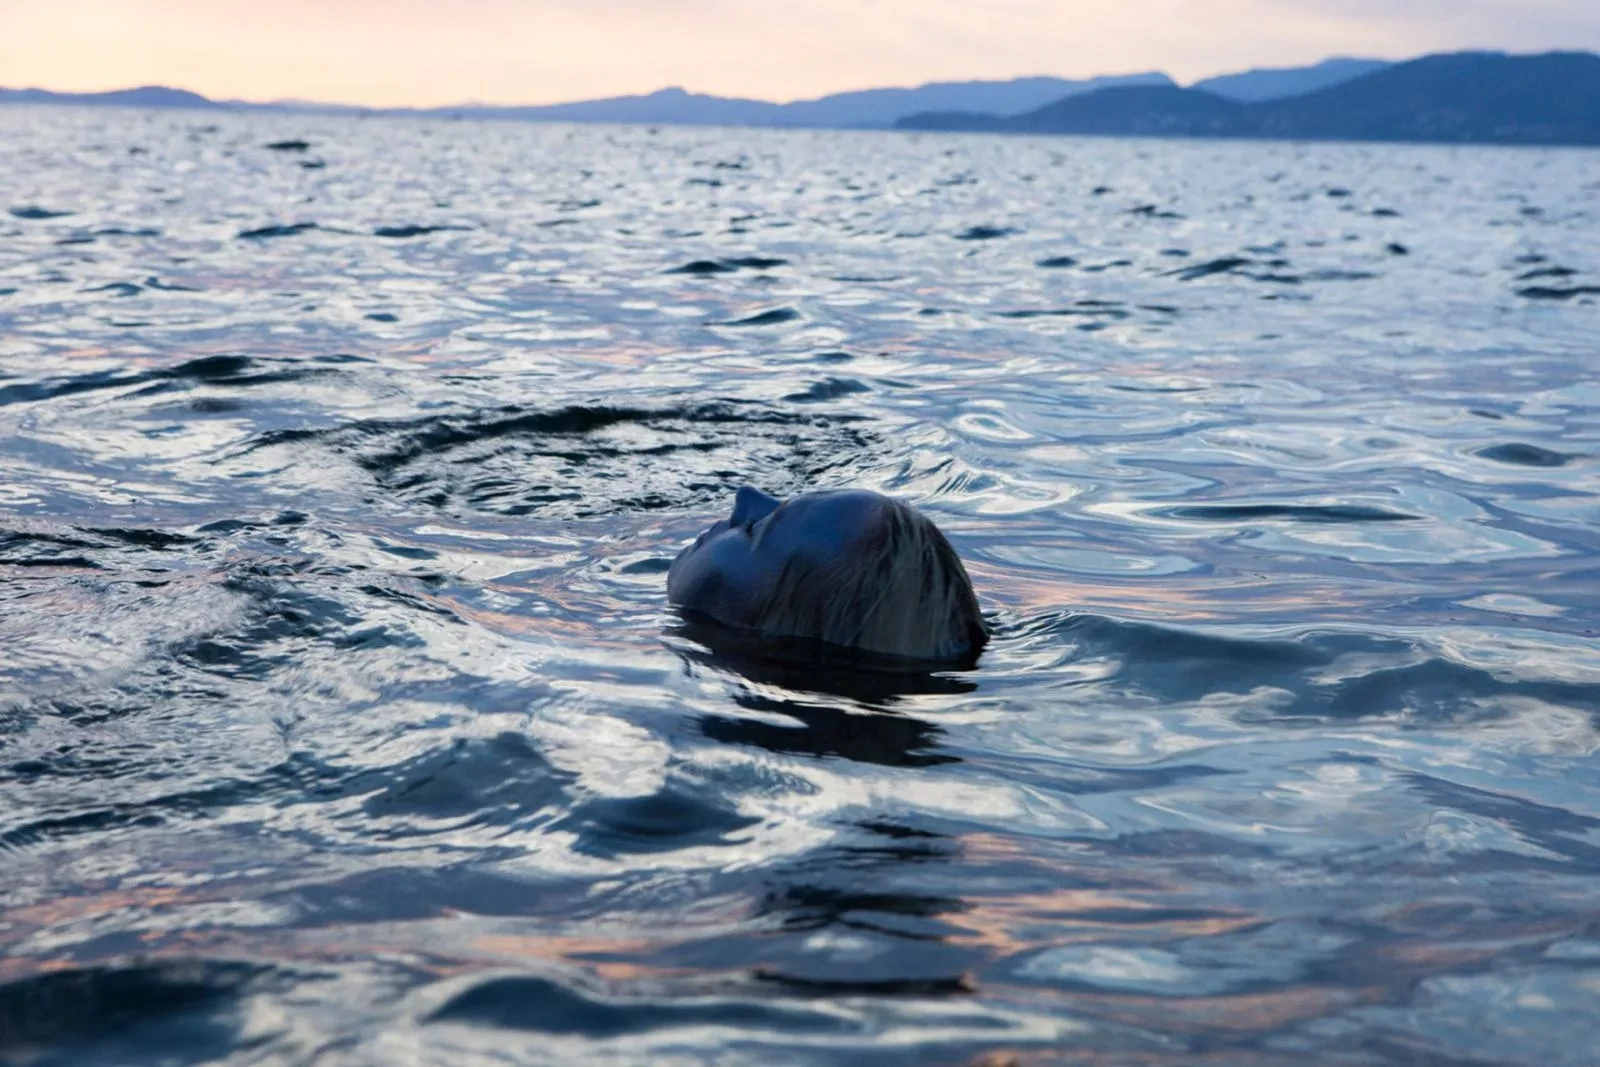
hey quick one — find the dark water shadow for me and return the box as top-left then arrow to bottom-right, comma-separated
0,354 -> 344,408
1476,442 -> 1578,468
0,959 -> 267,1065
1154,503 -> 1421,523
552,777 -> 761,860
702,692 -> 959,768
356,731 -> 573,835
242,399 -> 874,518
427,972 -> 855,1037
1001,612 -> 1600,728
668,616 -> 975,768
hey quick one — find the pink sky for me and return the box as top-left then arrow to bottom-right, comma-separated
4,0 -> 1598,107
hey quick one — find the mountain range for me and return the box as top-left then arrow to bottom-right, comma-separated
4,51 -> 1598,146
438,73 -> 1175,127
898,52 -> 1600,146
0,73 -> 1178,128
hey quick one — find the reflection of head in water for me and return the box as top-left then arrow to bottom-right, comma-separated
668,613 -> 979,705
667,619 -> 973,766
667,488 -> 988,665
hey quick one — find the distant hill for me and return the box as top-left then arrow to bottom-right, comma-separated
1191,57 -> 1392,102
1249,51 -> 1600,143
431,74 -> 1173,128
1007,85 -> 1241,136
897,52 -> 1600,146
0,85 -> 215,108
440,87 -> 782,126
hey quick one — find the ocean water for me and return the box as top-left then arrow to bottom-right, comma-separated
1,106 -> 1598,1066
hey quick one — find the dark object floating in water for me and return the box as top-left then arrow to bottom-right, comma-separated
1327,187 -> 1353,198
668,487 -> 987,663
366,312 -> 398,322
1036,256 -> 1077,268
300,159 -> 326,170
714,308 -> 800,327
1387,242 -> 1409,255
1476,442 -> 1574,467
264,139 -> 311,151
1517,285 -> 1600,300
372,224 -> 468,238
1128,204 -> 1184,219
1091,185 -> 1112,195
238,222 -> 318,240
669,256 -> 787,275
9,205 -> 73,219
782,377 -> 870,403
1372,207 -> 1402,217
955,225 -> 1017,240
1158,503 -> 1421,523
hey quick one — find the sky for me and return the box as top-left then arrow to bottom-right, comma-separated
3,0 -> 1599,108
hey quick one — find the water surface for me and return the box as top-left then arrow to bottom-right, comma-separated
2,107 -> 1599,1065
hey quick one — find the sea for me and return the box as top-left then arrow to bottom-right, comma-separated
1,105 -> 1598,1066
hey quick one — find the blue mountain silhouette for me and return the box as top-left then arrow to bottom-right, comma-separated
897,52 -> 1600,146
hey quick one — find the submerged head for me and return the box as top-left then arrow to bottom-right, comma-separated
667,487 -> 987,664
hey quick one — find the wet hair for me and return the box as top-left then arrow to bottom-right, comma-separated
745,496 -> 987,664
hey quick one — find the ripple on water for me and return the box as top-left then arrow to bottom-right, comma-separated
236,400 -> 877,517
1,111 -> 1598,1067
1476,442 -> 1578,467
